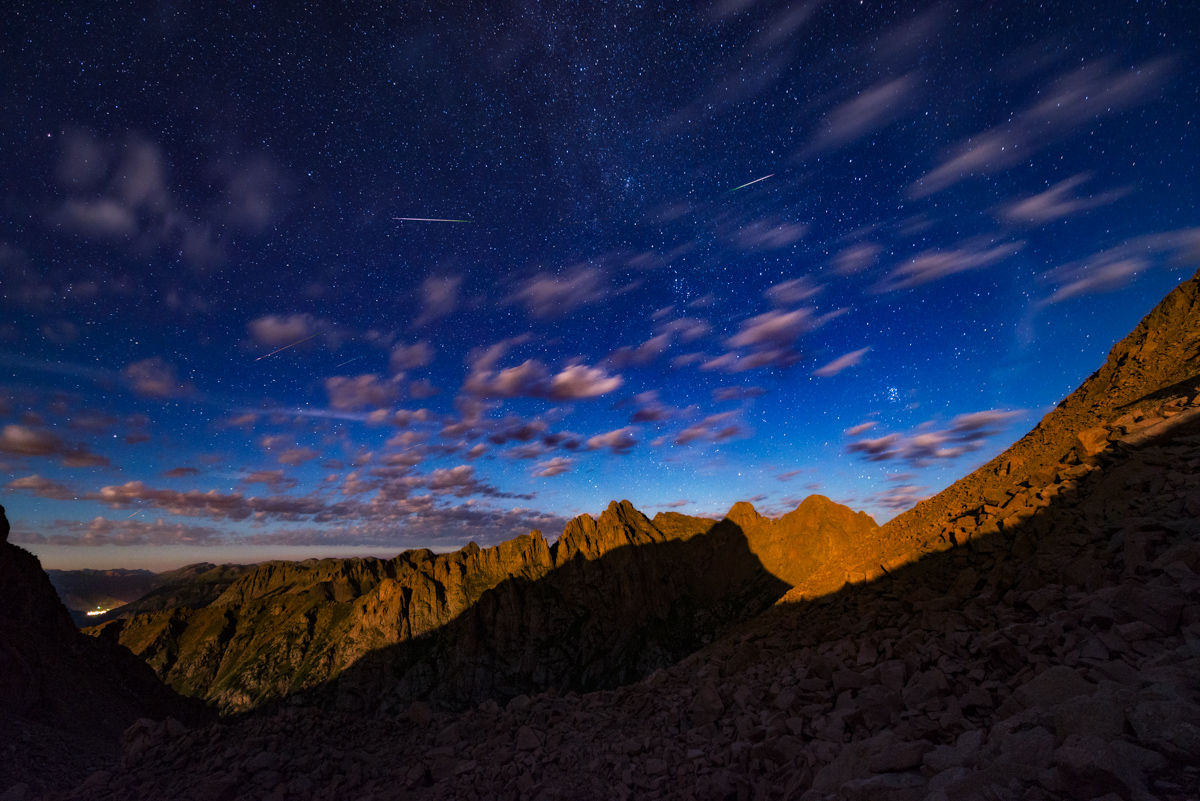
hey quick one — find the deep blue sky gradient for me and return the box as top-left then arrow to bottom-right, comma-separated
2,0 -> 1197,569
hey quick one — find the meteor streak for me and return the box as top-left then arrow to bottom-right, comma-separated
335,356 -> 363,368
254,333 -> 320,361
730,174 -> 774,192
392,217 -> 473,223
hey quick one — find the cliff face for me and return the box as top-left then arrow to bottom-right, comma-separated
0,506 -> 205,794
86,496 -> 874,713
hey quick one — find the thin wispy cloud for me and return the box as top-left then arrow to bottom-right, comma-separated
997,173 -> 1129,226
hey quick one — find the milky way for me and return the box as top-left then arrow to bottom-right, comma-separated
2,0 -> 1196,568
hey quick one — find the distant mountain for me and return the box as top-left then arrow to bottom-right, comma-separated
85,496 -> 877,713
0,506 -> 207,796
45,567 -> 158,624
82,562 -> 257,626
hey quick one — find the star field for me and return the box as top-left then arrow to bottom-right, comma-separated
2,0 -> 1196,569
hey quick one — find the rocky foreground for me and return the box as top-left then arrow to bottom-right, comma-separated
0,507 -> 206,799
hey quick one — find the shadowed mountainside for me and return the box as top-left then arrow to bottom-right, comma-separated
88,495 -> 877,713
0,506 -> 209,797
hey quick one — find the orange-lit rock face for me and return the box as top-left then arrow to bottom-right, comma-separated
87,492 -> 881,714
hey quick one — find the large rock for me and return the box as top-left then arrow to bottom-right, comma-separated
0,505 -> 205,794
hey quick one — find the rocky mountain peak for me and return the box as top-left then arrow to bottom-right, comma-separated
724,500 -> 763,529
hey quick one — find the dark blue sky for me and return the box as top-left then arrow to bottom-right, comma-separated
3,0 -> 1197,569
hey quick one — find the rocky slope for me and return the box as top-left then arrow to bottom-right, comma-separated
0,506 -> 207,799
87,496 -> 877,714
69,271 -> 1200,800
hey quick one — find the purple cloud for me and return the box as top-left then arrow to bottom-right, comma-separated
413,276 -> 461,328
1041,228 -> 1200,304
674,412 -> 744,446
997,173 -> 1129,226
764,277 -> 823,306
804,74 -> 920,155
325,374 -> 402,411
509,266 -> 608,318
122,357 -> 195,399
830,243 -> 882,276
0,424 -> 110,467
712,386 -> 766,402
586,426 -> 639,454
389,341 -> 434,373
910,58 -> 1173,198
531,456 -> 573,477
846,409 -> 1023,466
812,347 -> 870,377
871,239 -> 1023,293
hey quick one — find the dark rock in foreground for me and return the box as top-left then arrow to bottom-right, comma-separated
0,506 -> 208,798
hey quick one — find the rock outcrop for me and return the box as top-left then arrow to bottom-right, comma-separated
87,497 -> 873,714
0,506 -> 206,798
69,271 -> 1200,800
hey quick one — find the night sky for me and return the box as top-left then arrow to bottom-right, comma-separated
3,0 -> 1197,570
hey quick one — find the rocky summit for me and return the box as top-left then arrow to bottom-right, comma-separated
6,270 -> 1200,801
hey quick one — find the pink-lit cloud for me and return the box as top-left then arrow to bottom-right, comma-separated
703,306 -> 844,372
812,347 -> 870,377
997,173 -> 1129,226
844,421 -> 877,437
764,277 -> 823,306
162,467 -> 199,478
0,424 -> 110,467
531,456 -> 573,477
586,426 -> 639,455
277,447 -> 320,466
830,243 -> 882,276
11,517 -> 225,548
1040,228 -> 1200,304
7,474 -> 77,500
462,341 -> 623,402
712,386 -> 766,402
242,470 -> 298,491
389,341 -> 434,373
325,374 -> 402,410
846,409 -> 1023,467
673,412 -> 745,446
731,218 -> 808,251
247,313 -> 341,351
508,266 -> 608,318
